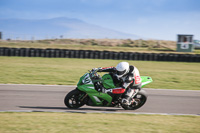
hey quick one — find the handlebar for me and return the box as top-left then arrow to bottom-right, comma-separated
89,68 -> 102,82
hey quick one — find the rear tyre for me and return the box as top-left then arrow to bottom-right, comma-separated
64,89 -> 86,109
121,89 -> 147,110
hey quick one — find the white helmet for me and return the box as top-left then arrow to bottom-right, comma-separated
116,62 -> 129,78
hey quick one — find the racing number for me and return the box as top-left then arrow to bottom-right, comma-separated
181,44 -> 189,49
84,76 -> 90,84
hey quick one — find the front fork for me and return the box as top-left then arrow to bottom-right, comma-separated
80,93 -> 88,102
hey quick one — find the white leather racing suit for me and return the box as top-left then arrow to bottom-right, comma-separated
97,65 -> 142,105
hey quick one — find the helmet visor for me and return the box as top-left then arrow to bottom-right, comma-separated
116,69 -> 126,76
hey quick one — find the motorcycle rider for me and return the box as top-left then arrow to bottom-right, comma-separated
92,62 -> 141,106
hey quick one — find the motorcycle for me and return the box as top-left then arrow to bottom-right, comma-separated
64,69 -> 153,110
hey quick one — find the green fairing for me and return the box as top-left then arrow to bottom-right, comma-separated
77,73 -> 152,106
77,73 -> 112,106
141,76 -> 153,87
102,74 -> 116,89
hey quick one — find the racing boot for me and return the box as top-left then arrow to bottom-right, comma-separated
121,88 -> 136,105
121,97 -> 132,105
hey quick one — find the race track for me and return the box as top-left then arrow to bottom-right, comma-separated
0,84 -> 200,115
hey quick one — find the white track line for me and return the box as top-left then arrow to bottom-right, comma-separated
0,110 -> 199,116
0,84 -> 199,92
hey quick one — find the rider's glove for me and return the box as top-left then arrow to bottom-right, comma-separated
91,67 -> 101,73
91,68 -> 98,72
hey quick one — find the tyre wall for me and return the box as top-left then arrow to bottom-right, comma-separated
0,47 -> 199,62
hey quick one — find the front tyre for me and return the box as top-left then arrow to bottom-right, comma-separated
121,89 -> 147,110
64,89 -> 86,109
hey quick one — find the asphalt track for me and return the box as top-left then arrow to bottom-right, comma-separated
0,84 -> 200,115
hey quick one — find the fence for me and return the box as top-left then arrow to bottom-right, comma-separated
0,47 -> 200,62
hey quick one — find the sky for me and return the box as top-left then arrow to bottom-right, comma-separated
0,0 -> 200,40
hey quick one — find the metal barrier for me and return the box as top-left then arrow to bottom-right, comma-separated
0,47 -> 200,62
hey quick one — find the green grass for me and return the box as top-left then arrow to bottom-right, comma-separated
0,112 -> 199,133
0,56 -> 200,90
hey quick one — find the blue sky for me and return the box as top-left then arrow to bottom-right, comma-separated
0,0 -> 200,40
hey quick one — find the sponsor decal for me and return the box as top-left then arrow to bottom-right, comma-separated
93,96 -> 101,103
135,75 -> 141,84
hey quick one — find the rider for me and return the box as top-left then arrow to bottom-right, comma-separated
92,62 -> 141,105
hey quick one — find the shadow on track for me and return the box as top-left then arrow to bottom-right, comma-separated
18,106 -> 122,112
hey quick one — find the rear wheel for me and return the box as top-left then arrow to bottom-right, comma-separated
121,89 -> 147,110
64,89 -> 86,109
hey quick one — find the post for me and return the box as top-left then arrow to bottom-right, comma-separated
0,32 -> 2,40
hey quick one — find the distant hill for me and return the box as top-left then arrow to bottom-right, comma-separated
0,17 -> 141,40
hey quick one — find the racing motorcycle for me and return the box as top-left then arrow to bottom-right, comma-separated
64,69 -> 153,110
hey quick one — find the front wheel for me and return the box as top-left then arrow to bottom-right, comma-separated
121,89 -> 147,110
64,89 -> 86,109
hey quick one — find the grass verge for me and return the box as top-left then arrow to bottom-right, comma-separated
0,56 -> 200,90
0,112 -> 199,133
1,39 -> 200,54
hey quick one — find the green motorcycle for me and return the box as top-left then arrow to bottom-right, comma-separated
64,69 -> 153,110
